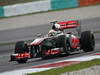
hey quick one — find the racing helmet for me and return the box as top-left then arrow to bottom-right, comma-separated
52,23 -> 61,31
48,29 -> 57,36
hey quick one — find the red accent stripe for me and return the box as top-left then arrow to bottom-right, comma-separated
31,61 -> 80,68
94,53 -> 100,55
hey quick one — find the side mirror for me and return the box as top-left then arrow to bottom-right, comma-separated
34,33 -> 42,37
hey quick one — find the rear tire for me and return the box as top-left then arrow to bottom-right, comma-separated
56,35 -> 70,56
81,31 -> 95,52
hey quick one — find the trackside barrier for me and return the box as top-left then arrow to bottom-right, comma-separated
0,0 -> 100,17
79,0 -> 100,6
0,0 -> 78,17
0,7 -> 4,17
51,0 -> 78,10
3,0 -> 51,17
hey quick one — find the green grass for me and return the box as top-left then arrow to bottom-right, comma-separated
0,0 -> 43,6
27,59 -> 100,75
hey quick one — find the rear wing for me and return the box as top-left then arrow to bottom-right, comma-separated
58,20 -> 79,30
50,20 -> 81,36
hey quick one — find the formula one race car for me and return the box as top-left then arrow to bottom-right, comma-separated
10,19 -> 95,63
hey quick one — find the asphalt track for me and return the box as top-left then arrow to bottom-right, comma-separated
0,17 -> 100,73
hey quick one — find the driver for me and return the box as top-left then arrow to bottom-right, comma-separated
48,23 -> 64,36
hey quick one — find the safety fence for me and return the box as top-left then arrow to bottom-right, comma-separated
79,0 -> 100,6
51,0 -> 78,10
0,0 -> 100,17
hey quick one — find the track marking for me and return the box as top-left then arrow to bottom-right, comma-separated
1,52 -> 100,75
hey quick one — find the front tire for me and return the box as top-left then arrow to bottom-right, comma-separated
14,41 -> 29,63
17,59 -> 27,63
